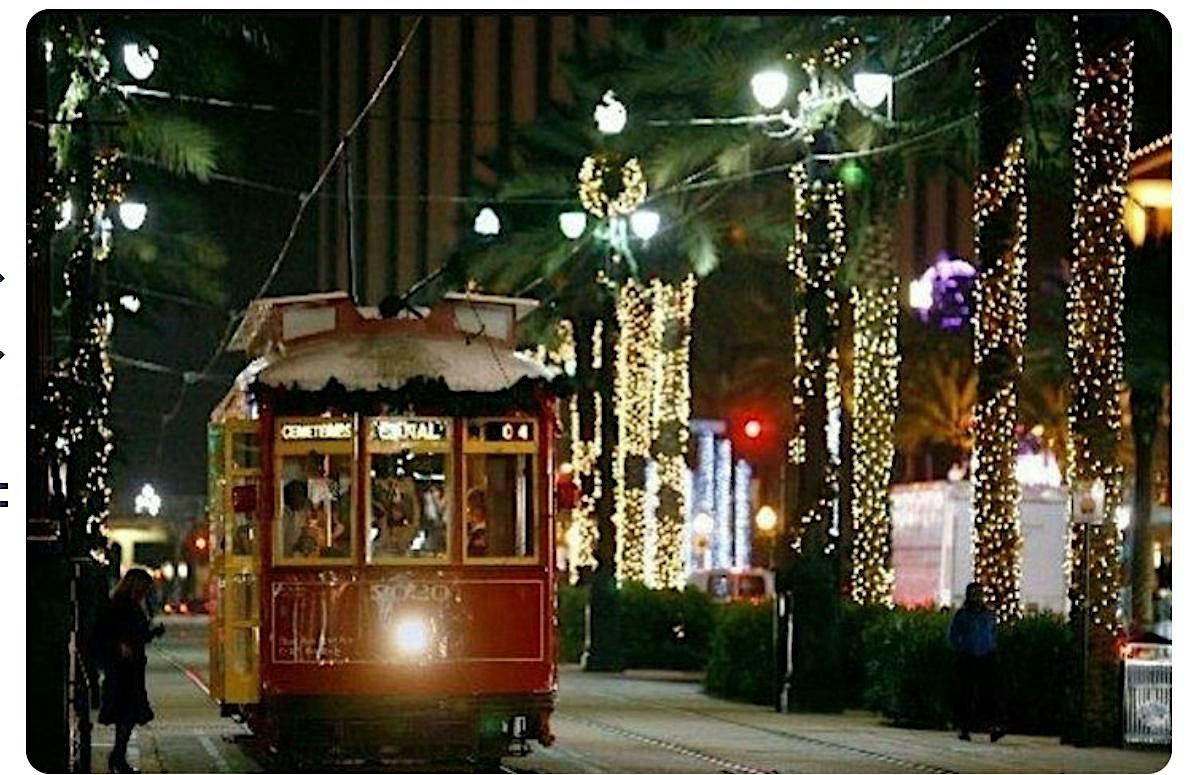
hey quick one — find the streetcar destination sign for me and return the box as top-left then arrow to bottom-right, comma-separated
280,420 -> 354,441
371,418 -> 448,443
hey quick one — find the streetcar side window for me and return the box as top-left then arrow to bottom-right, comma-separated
366,417 -> 453,564
277,452 -> 354,561
463,453 -> 535,559
229,478 -> 259,557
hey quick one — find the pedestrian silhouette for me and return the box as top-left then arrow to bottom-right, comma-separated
93,568 -> 166,773
947,582 -> 1005,742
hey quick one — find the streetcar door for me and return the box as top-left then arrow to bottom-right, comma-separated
209,419 -> 262,705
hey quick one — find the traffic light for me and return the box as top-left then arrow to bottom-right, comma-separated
730,408 -> 780,463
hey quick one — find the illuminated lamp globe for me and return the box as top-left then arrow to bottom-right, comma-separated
754,505 -> 778,533
473,207 -> 501,237
744,418 -> 762,439
119,201 -> 148,230
852,72 -> 893,110
593,90 -> 628,135
693,511 -> 715,539
123,43 -> 159,81
750,68 -> 789,109
559,211 -> 587,240
629,209 -> 660,241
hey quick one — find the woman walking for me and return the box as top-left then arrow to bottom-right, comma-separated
95,568 -> 165,773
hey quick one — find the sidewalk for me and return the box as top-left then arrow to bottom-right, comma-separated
548,667 -> 1173,774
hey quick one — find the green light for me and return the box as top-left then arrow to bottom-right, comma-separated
838,160 -> 867,189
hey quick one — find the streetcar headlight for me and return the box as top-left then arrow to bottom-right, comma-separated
393,617 -> 430,656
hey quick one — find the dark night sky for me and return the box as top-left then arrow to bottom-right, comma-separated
109,15 -> 326,515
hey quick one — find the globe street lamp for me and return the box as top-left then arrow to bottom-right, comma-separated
118,200 -> 148,230
593,90 -> 628,135
558,211 -> 587,240
750,68 -> 790,110
122,43 -> 159,81
852,72 -> 894,120
473,206 -> 501,237
135,483 -> 161,517
628,208 -> 661,242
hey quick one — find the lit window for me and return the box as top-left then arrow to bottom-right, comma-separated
366,417 -> 452,563
464,419 -> 537,561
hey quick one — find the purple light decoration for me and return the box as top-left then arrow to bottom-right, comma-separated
910,251 -> 977,331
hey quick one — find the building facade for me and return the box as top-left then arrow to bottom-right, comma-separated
315,14 -> 612,304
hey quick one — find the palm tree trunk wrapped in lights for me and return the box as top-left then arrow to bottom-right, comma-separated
849,216 -> 900,607
614,279 -> 656,585
970,18 -> 1035,623
1063,15 -> 1132,747
785,160 -> 846,713
552,319 -> 599,580
649,276 -> 696,588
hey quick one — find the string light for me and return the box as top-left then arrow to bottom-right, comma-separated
850,221 -> 899,606
1066,22 -> 1132,633
787,162 -> 846,554
733,459 -> 753,569
614,279 -> 655,585
578,154 -> 647,219
970,35 -> 1035,622
649,276 -> 696,588
555,319 -> 601,581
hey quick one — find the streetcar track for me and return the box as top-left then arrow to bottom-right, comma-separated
558,711 -> 778,774
585,687 -> 955,774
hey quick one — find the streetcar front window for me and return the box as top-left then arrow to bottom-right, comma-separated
368,451 -> 451,561
366,417 -> 452,564
277,452 -> 354,561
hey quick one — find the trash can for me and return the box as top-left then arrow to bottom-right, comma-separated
1121,642 -> 1172,746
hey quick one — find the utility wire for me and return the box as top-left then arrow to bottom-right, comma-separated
893,16 -> 1001,82
153,15 -> 425,464
122,83 -> 502,125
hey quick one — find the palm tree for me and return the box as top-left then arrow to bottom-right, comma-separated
897,354 -> 977,478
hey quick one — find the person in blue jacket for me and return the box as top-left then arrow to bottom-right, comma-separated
948,582 -> 1005,742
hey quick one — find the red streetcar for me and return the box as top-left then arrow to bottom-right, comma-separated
206,291 -> 561,762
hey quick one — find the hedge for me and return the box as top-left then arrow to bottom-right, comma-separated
704,601 -> 774,704
556,581 -> 714,670
560,583 -> 1073,737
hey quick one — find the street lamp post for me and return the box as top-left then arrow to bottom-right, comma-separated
741,47 -> 891,714
576,91 -> 658,673
754,503 -> 786,711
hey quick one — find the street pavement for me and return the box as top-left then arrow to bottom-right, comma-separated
90,616 -> 1170,773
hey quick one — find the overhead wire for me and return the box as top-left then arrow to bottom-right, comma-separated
152,15 -> 425,464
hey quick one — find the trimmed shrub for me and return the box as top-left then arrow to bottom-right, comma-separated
556,581 -> 713,669
557,583 -> 588,663
999,612 -> 1073,735
861,607 -> 956,727
704,601 -> 774,705
619,582 -> 714,670
839,602 -> 897,709
861,606 -> 1074,735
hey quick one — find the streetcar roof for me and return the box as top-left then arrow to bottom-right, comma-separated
255,330 -> 555,393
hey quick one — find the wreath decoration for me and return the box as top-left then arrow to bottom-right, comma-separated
578,153 -> 647,219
